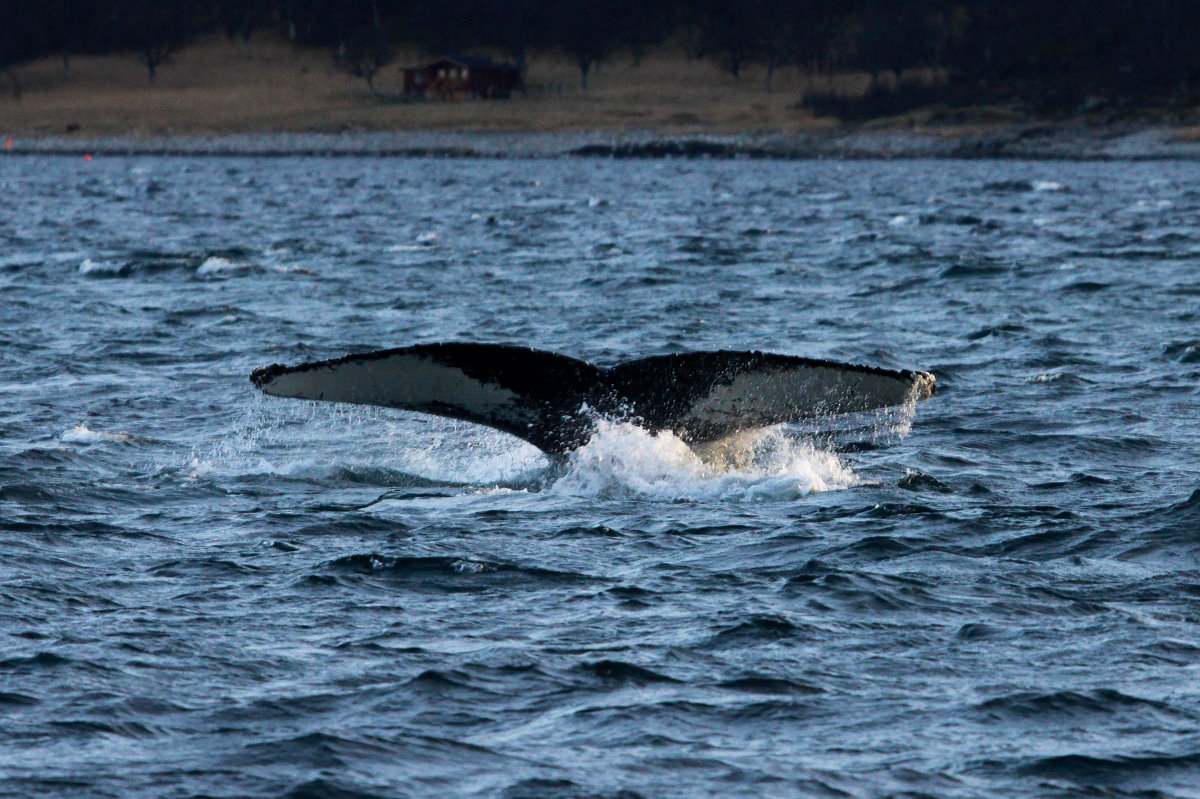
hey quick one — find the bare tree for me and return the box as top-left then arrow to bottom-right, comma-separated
692,0 -> 758,80
117,0 -> 194,83
338,26 -> 396,95
0,0 -> 41,97
550,0 -> 632,90
856,0 -> 939,84
478,0 -> 550,80
220,0 -> 273,56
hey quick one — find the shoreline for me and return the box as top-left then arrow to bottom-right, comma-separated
5,124 -> 1200,160
6,37 -> 1200,161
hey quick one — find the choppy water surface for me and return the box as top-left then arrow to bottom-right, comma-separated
2,155 -> 1199,799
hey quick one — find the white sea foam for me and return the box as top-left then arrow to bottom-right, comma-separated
386,233 -> 439,252
61,424 -> 136,443
1032,180 -> 1067,192
267,264 -> 318,276
196,256 -> 256,276
548,421 -> 859,501
1129,199 -> 1173,213
78,258 -> 128,276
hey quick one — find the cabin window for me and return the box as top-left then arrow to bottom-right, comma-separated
438,68 -> 446,78
462,68 -> 470,79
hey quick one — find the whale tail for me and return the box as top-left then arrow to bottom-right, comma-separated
250,343 -> 935,455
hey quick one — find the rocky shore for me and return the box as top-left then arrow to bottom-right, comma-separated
6,123 -> 1200,159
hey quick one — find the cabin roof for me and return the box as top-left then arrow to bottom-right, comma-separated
407,54 -> 518,72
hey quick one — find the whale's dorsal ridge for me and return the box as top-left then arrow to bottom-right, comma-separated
251,342 -> 934,454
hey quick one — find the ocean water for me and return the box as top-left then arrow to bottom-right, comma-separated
1,154 -> 1199,799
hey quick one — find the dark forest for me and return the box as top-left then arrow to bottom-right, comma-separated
3,0 -> 1199,114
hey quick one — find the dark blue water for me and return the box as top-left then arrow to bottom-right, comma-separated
2,155 -> 1199,798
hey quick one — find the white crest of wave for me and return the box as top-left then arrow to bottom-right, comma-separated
61,424 -> 135,443
78,258 -> 127,276
196,256 -> 256,276
548,420 -> 859,501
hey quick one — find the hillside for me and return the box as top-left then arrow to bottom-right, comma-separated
2,35 -> 860,137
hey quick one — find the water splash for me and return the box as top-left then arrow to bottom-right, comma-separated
548,420 -> 859,501
188,399 -> 546,486
191,381 -> 925,497
787,385 -> 923,452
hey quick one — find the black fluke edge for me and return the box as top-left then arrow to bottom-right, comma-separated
250,342 -> 936,454
249,363 -> 290,387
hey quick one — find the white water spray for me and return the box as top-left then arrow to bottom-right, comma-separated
548,420 -> 859,501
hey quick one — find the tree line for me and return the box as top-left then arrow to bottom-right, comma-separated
3,0 -> 1199,111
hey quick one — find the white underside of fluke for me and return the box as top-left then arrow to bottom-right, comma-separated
261,353 -> 522,417
687,365 -> 932,426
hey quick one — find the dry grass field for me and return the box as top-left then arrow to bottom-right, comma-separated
0,35 -> 874,138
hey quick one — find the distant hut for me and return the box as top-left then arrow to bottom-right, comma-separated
402,55 -> 522,100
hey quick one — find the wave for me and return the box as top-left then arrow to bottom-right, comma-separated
703,615 -> 807,649
282,778 -> 402,799
984,179 -> 1068,193
237,730 -> 509,770
312,554 -> 595,593
46,719 -> 159,739
60,424 -> 153,444
715,676 -> 823,695
77,251 -> 197,278
0,691 -> 39,706
77,258 -> 134,277
1163,340 -> 1200,363
0,652 -> 117,674
76,249 -> 317,280
578,660 -> 681,684
975,688 -> 1178,719
940,261 -> 1010,279
1018,750 -> 1200,780
195,255 -> 256,277
148,558 -> 263,578
781,566 -> 940,612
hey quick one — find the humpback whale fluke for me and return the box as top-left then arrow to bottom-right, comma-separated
250,343 -> 935,455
